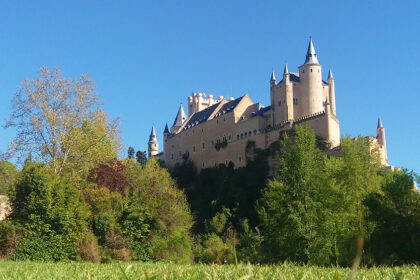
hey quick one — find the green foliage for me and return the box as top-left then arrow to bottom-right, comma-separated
0,161 -> 18,195
258,125 -> 334,265
8,162 -> 89,261
120,193 -> 153,261
364,169 -> 420,264
0,221 -> 21,258
135,150 -> 147,166
123,159 -> 193,263
127,147 -> 135,159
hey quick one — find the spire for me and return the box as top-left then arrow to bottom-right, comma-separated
304,37 -> 319,64
172,104 -> 186,127
377,117 -> 383,128
283,63 -> 289,74
149,126 -> 158,142
270,70 -> 276,81
163,123 -> 169,134
328,68 -> 333,79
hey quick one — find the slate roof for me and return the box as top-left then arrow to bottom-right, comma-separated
182,96 -> 245,130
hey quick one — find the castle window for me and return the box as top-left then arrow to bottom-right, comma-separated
239,156 -> 242,162
241,133 -> 243,139
237,134 -> 239,140
245,132 -> 248,137
293,98 -> 298,105
311,69 -> 313,72
193,146 -> 196,152
278,101 -> 281,106
228,134 -> 231,140
202,162 -> 204,167
171,154 -> 173,159
248,131 -> 251,136
254,129 -> 257,135
202,143 -> 205,149
303,70 -> 305,73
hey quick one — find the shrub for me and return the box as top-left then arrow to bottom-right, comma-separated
78,232 -> 100,263
8,162 -> 89,261
0,221 -> 21,258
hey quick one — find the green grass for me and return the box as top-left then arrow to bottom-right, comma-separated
0,261 -> 419,280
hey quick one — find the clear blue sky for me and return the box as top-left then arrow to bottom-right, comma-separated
0,1 -> 419,173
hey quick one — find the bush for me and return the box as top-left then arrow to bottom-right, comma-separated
8,162 -> 89,261
78,232 -> 99,263
0,221 -> 21,258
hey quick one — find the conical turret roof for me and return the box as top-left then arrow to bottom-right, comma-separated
328,68 -> 333,79
304,38 -> 319,64
377,117 -> 383,128
172,105 -> 186,127
163,123 -> 169,134
149,125 -> 158,142
283,63 -> 289,74
270,71 -> 276,81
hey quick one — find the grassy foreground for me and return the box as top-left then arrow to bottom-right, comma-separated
0,261 -> 419,280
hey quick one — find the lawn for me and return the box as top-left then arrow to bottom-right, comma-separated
1,261 -> 419,280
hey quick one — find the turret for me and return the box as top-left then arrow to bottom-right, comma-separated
298,38 -> 324,116
171,104 -> 186,133
328,68 -> 336,115
148,126 -> 159,158
163,123 -> 170,139
283,64 -> 294,121
376,117 -> 388,164
270,71 -> 276,88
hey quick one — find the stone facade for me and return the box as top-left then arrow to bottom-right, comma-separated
148,39 -> 389,169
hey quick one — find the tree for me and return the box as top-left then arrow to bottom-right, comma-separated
0,161 -> 18,195
123,158 -> 193,263
364,169 -> 420,264
9,162 -> 89,261
4,67 -> 120,183
258,125 -> 334,265
135,150 -> 147,166
127,147 -> 135,159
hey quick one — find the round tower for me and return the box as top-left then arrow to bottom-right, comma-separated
298,38 -> 324,116
328,68 -> 336,115
148,126 -> 159,158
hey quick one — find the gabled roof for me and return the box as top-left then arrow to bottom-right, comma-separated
279,72 -> 300,83
182,96 -> 245,130
182,103 -> 219,130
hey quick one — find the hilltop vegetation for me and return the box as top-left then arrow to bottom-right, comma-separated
0,68 -> 419,266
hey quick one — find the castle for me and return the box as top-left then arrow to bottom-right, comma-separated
148,39 -> 389,170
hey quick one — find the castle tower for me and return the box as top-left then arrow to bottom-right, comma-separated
298,38 -> 324,116
283,64 -> 294,121
171,104 -> 186,133
270,70 -> 276,112
148,125 -> 159,158
376,117 -> 388,165
328,68 -> 336,115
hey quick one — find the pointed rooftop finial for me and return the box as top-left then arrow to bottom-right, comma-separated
270,70 -> 276,81
304,37 -> 319,64
172,104 -> 186,127
164,123 -> 169,134
328,68 -> 333,79
377,117 -> 383,128
283,63 -> 289,74
149,125 -> 158,142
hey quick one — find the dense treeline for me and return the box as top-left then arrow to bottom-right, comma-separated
0,68 -> 419,265
171,125 -> 420,266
